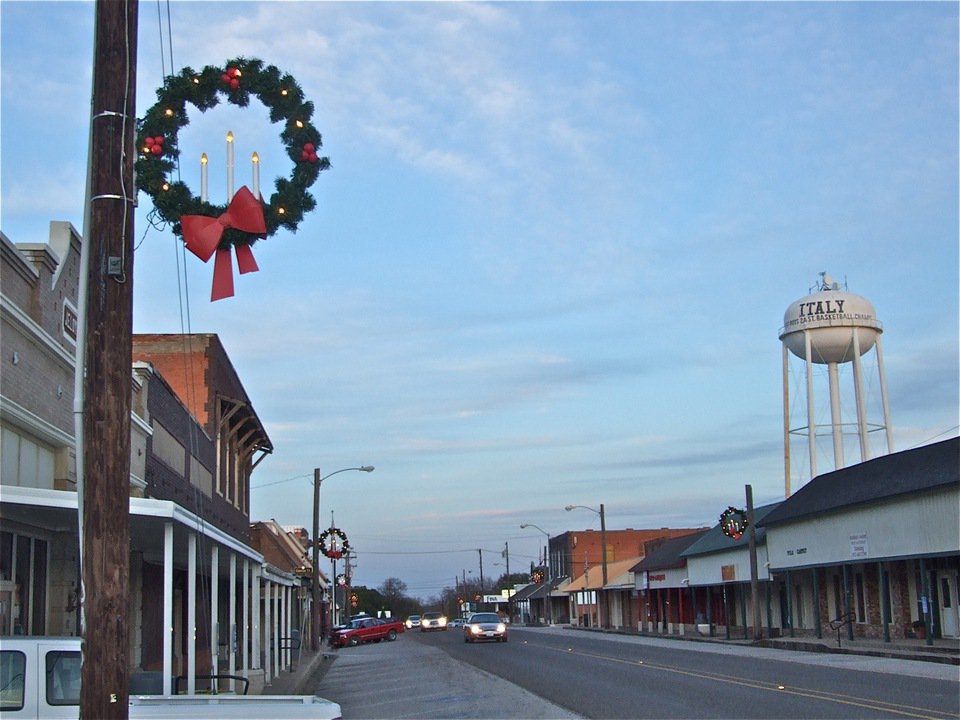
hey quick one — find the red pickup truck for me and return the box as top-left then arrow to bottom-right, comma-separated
331,616 -> 405,647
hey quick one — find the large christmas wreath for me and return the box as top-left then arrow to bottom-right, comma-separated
318,527 -> 350,559
719,506 -> 749,541
135,57 -> 329,299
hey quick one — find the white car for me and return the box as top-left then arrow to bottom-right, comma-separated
420,612 -> 448,631
405,615 -> 421,629
463,612 -> 508,643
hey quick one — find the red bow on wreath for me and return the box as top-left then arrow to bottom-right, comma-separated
181,185 -> 265,301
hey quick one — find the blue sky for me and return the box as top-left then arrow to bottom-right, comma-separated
2,1 -> 957,599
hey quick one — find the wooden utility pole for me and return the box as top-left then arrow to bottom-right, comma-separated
746,485 -> 762,642
81,1 -> 138,717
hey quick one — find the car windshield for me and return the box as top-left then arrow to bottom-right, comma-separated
469,613 -> 500,623
423,613 -> 442,619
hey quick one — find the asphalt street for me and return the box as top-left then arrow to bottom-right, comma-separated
309,626 -> 959,719
313,630 -> 579,719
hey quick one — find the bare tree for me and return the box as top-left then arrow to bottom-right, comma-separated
378,577 -> 408,603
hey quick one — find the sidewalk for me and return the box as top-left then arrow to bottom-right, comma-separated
261,645 -> 339,696
563,624 -> 960,666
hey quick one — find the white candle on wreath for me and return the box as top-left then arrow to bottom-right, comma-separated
251,152 -> 260,199
200,153 -> 208,202
226,130 -> 234,198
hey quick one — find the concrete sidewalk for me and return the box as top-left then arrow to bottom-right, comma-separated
261,646 -> 339,696
564,624 -> 960,665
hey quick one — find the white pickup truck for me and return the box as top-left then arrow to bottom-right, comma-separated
0,637 -> 341,719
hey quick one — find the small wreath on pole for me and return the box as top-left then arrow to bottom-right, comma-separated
318,527 -> 350,559
135,57 -> 329,300
719,506 -> 749,541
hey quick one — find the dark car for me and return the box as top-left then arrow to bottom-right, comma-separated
463,612 -> 508,643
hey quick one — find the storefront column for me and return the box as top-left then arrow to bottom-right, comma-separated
210,545 -> 219,679
229,553 -> 237,691
163,522 -> 174,694
842,565 -> 853,641
272,581 -> 280,677
263,578 -> 272,682
879,561 -> 890,643
813,568 -> 822,639
187,531 -> 197,694
242,559 -> 250,676
788,571 -> 797,637
285,585 -> 292,668
251,564 -> 261,670
920,557 -> 934,646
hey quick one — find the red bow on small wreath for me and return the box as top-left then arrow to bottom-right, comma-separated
181,186 -> 265,301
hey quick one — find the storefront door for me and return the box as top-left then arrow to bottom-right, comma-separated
940,573 -> 959,638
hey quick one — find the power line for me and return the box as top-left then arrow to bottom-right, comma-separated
251,473 -> 312,489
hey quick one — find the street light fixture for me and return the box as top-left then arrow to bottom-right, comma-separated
312,465 -> 374,651
520,522 -> 552,625
565,503 -> 608,629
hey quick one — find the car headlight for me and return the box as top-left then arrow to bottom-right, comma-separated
438,618 -> 447,626
470,625 -> 481,634
497,624 -> 506,633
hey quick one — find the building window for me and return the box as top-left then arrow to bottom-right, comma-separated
1,425 -> 55,489
0,531 -> 48,636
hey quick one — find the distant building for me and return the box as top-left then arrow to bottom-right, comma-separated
549,527 -> 707,630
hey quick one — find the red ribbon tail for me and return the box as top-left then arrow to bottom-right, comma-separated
211,248 -> 235,301
235,244 -> 259,275
181,216 -> 224,262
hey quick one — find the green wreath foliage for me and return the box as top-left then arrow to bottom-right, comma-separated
318,527 -> 350,559
135,57 -> 329,249
719,506 -> 748,540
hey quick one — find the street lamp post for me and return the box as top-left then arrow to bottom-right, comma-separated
520,522 -> 552,625
312,466 -> 374,651
565,504 -> 608,629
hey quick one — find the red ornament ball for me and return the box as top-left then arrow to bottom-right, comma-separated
143,136 -> 165,156
303,143 -> 315,153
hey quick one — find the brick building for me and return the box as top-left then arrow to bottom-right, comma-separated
549,527 -> 707,629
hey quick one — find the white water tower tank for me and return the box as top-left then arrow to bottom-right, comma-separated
779,273 -> 893,495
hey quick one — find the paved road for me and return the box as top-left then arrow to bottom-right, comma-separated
313,631 -> 579,718
312,626 -> 959,719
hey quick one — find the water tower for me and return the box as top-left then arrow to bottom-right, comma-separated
779,272 -> 894,495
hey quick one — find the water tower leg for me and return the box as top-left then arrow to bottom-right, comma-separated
828,361 -> 845,469
782,345 -> 792,497
851,329 -> 870,462
805,331 -> 817,478
875,335 -> 895,453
